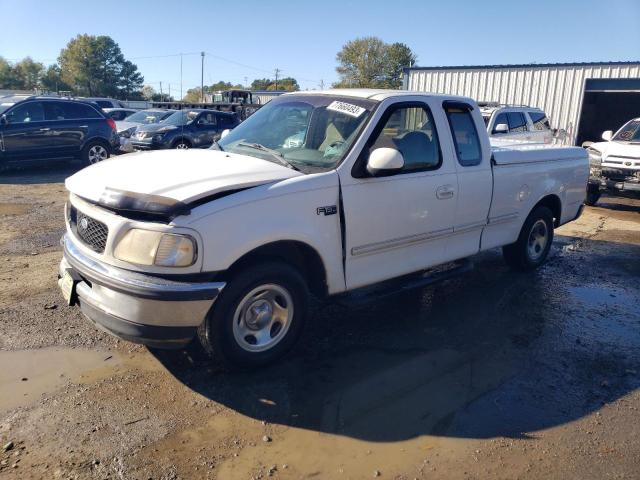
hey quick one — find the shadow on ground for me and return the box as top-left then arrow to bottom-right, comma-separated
151,235 -> 640,442
0,162 -> 82,185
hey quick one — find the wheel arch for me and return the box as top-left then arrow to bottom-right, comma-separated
225,240 -> 328,298
532,194 -> 562,227
172,136 -> 192,148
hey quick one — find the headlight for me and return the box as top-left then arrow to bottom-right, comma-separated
119,127 -> 136,138
114,229 -> 196,267
587,147 -> 602,176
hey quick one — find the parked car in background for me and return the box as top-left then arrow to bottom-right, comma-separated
585,117 -> 640,205
104,108 -> 137,121
59,90 -> 588,367
0,95 -> 118,168
116,109 -> 176,153
83,97 -> 126,109
131,109 -> 239,150
479,103 -> 554,144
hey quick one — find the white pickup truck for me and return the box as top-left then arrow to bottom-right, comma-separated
59,90 -> 588,367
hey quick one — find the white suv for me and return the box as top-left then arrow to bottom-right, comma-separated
480,104 -> 553,144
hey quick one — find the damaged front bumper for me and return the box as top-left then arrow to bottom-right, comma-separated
58,234 -> 225,348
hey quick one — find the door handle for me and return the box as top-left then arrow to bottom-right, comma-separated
436,185 -> 455,200
39,128 -> 51,132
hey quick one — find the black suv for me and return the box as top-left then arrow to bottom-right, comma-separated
131,109 -> 239,150
0,95 -> 119,168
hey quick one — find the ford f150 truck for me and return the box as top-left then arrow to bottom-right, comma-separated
58,90 -> 588,367
585,118 -> 640,205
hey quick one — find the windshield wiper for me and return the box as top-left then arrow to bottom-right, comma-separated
237,143 -> 300,171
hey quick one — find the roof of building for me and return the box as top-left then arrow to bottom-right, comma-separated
404,61 -> 640,73
286,88 -> 471,101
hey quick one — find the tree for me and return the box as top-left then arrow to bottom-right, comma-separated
58,34 -> 144,98
250,77 -> 299,91
207,80 -> 243,91
40,64 -> 70,93
384,43 -> 417,88
183,87 -> 204,103
0,57 -> 18,89
13,57 -> 44,90
142,85 -> 172,102
334,37 -> 417,89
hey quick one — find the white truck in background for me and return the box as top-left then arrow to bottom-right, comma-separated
58,90 -> 588,367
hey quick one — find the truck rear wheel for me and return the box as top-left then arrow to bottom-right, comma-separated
502,206 -> 554,271
198,262 -> 309,369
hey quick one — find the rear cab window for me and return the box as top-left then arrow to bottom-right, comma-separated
444,103 -> 482,167
528,111 -> 551,130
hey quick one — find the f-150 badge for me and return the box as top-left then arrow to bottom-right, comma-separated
317,205 -> 337,216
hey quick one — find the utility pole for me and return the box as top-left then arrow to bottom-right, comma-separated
180,53 -> 183,104
274,68 -> 280,91
244,76 -> 248,89
319,79 -> 325,90
168,84 -> 171,102
201,51 -> 205,103
159,81 -> 163,102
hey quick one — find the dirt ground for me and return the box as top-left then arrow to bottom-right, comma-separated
1,165 -> 639,480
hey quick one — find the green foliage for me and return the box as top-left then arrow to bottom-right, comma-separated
40,64 -> 70,93
0,56 -> 46,91
334,37 -> 416,89
58,34 -> 143,97
207,80 -> 244,92
250,77 -> 299,91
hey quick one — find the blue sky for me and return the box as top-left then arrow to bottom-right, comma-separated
1,0 -> 639,93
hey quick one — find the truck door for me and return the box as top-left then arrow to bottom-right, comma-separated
340,100 -> 458,290
442,101 -> 493,259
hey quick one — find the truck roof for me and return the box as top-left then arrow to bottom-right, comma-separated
285,88 -> 474,103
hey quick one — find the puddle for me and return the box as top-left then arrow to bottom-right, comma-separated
0,203 -> 31,215
0,348 -> 122,412
569,285 -> 638,313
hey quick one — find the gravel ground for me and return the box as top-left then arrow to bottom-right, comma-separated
0,164 -> 639,480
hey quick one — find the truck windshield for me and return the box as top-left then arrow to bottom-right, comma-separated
613,119 -> 640,143
217,95 -> 377,172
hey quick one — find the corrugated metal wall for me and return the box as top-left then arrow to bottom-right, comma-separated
405,63 -> 640,145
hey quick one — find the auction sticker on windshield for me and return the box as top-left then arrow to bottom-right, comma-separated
327,101 -> 366,118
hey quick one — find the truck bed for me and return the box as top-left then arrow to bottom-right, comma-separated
491,143 -> 587,165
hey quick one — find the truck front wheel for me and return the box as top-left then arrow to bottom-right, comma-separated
198,262 -> 309,369
502,206 -> 554,271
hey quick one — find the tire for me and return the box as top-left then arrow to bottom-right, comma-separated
81,140 -> 110,165
198,262 -> 309,369
173,139 -> 191,149
502,206 -> 554,271
585,185 -> 601,206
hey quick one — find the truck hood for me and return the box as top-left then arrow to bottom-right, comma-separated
65,149 -> 303,213
590,141 -> 640,160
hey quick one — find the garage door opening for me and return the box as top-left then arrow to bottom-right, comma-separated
577,78 -> 640,146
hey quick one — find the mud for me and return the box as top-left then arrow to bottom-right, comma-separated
0,165 -> 639,479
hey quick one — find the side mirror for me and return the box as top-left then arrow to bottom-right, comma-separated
493,123 -> 509,134
601,130 -> 613,141
366,148 -> 404,177
0,114 -> 7,126
220,129 -> 231,140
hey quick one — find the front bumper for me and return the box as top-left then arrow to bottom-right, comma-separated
118,136 -> 134,153
59,234 -> 225,348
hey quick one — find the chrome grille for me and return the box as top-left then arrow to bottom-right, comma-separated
70,207 -> 108,253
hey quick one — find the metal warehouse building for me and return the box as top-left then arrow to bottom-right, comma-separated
403,61 -> 640,146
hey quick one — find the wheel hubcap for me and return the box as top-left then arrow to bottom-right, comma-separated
176,142 -> 189,149
232,284 -> 293,352
527,219 -> 548,261
88,145 -> 108,163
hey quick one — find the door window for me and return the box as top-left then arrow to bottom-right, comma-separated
445,106 -> 482,167
198,112 -> 217,126
492,112 -> 508,134
507,112 -> 528,133
6,102 -> 44,123
368,105 -> 441,173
